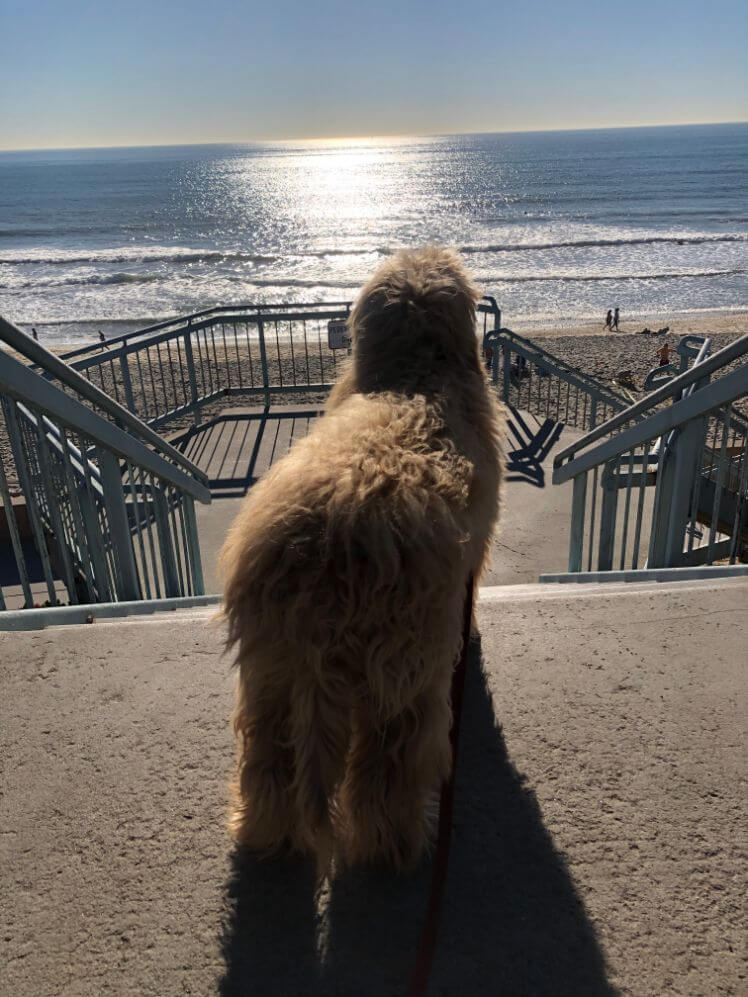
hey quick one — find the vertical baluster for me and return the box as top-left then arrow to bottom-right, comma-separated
152,483 -> 180,597
134,349 -> 148,421
74,431 -> 114,601
707,409 -> 732,562
142,470 -> 162,599
145,342 -> 158,420
124,460 -> 151,600
33,409 -> 79,603
288,320 -> 298,387
619,447 -> 636,569
183,494 -> 204,595
98,448 -> 140,601
221,322 -> 231,390
728,434 -> 748,563
0,433 -> 33,608
587,465 -> 599,572
155,341 -> 168,414
631,439 -> 651,570
3,400 -> 58,605
303,319 -> 311,387
275,320 -> 283,389
210,325 -> 220,391
569,472 -> 587,572
233,322 -> 243,389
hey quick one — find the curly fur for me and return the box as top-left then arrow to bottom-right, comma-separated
220,247 -> 504,873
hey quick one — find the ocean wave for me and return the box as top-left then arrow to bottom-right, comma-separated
0,247 -> 280,266
0,271 -> 164,289
4,266 -> 743,293
493,268 -> 747,284
2,232 -> 746,267
459,234 -> 748,254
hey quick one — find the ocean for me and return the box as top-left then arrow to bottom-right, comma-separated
1,123 -> 746,345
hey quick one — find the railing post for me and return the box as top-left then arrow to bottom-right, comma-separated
183,495 -> 205,595
153,487 -> 181,597
257,318 -> 270,406
0,448 -> 33,608
119,350 -> 136,414
569,472 -> 587,572
98,449 -> 141,601
183,326 -> 200,427
662,416 -> 709,566
597,463 -> 619,571
3,398 -> 59,605
502,342 -> 511,401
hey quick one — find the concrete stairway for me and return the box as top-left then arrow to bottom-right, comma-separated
2,577 -> 746,997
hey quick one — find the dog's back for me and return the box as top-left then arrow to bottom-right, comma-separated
220,248 -> 503,870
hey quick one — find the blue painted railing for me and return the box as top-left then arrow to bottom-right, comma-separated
0,317 -> 210,613
553,334 -> 748,573
60,299 -> 503,432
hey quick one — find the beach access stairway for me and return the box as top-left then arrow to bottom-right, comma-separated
2,307 -> 747,993
1,301 -> 746,623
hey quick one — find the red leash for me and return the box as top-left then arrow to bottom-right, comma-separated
407,575 -> 474,997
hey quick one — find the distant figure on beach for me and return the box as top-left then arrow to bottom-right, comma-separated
97,330 -> 107,350
31,327 -> 38,341
604,309 -> 613,329
613,307 -> 620,331
657,341 -> 671,366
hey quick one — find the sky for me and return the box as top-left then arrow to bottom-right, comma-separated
1,0 -> 746,150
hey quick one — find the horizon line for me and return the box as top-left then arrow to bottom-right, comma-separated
1,119 -> 746,154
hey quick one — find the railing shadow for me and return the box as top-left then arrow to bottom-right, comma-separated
506,407 -> 564,489
176,407 -> 322,499
218,640 -> 616,996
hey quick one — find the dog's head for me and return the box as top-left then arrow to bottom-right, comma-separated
348,247 -> 481,391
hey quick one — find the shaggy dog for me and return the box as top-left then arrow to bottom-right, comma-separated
220,247 -> 504,872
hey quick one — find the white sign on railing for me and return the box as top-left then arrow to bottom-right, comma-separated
327,319 -> 351,351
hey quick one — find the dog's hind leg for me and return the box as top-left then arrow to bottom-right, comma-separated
230,667 -> 296,852
339,681 -> 453,871
288,665 -> 351,873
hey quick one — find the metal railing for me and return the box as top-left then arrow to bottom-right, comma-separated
485,328 -> 630,432
59,299 -> 504,431
1,318 -> 210,612
552,334 -> 748,574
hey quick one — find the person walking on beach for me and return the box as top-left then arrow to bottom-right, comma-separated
31,327 -> 38,341
97,330 -> 107,351
657,341 -> 671,366
613,307 -> 620,331
604,309 -> 613,329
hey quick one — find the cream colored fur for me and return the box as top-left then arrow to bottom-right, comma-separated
220,247 -> 504,873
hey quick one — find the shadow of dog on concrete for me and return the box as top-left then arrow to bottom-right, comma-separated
218,639 -> 617,997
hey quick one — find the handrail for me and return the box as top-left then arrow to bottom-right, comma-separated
0,315 -> 208,487
58,295 -> 501,362
487,327 -> 630,408
552,361 -> 748,485
0,346 -> 211,502
58,300 -> 356,360
554,332 -> 748,470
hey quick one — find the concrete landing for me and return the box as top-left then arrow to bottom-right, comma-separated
2,578 -> 746,996
180,406 -> 578,592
